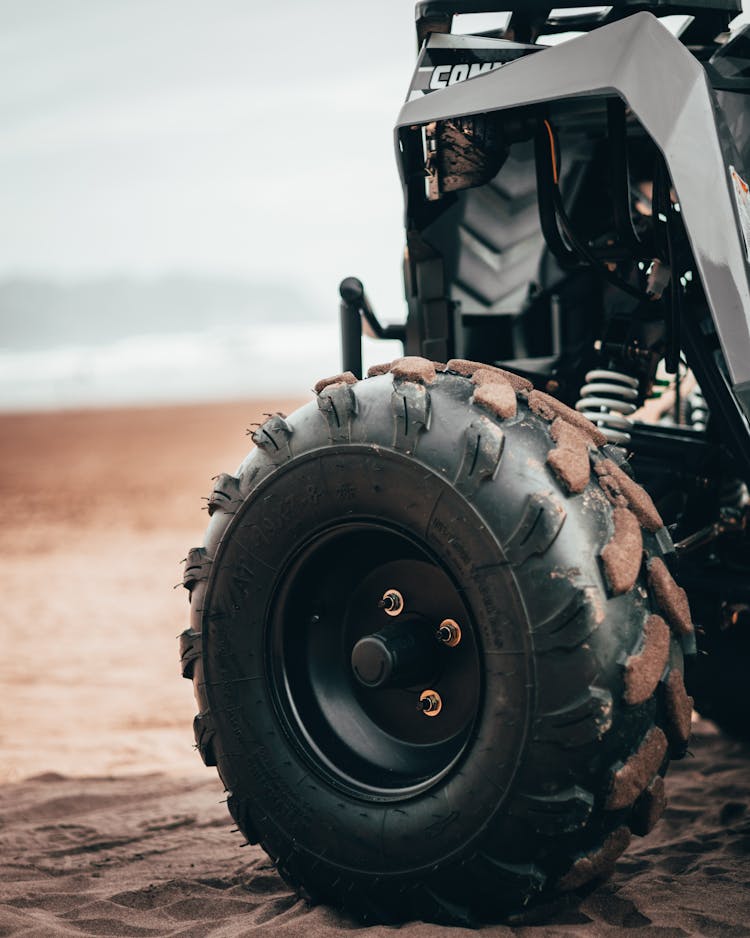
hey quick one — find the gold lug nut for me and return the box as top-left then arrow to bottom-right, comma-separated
436,618 -> 461,647
379,589 -> 404,617
418,689 -> 442,717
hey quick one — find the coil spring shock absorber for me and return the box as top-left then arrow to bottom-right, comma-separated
575,369 -> 639,445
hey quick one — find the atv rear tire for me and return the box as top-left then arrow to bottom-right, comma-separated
180,358 -> 695,925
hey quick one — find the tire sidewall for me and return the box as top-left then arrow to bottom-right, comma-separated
203,444 -> 533,874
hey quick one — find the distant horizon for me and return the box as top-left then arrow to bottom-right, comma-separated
0,274 -> 334,352
0,272 -> 403,411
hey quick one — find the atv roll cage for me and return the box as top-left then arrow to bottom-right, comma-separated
415,0 -> 739,50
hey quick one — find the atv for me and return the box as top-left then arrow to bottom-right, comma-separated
179,0 -> 750,924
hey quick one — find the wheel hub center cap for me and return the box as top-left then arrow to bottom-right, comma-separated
351,616 -> 438,689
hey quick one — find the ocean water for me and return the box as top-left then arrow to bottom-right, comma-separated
0,321 -> 404,412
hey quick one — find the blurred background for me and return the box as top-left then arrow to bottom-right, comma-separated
1,0 -> 417,411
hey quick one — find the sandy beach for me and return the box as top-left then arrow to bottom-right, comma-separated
2,400 -> 749,937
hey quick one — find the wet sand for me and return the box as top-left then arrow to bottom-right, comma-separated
1,401 -> 749,936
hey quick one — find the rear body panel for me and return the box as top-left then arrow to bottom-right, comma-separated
396,12 -> 750,417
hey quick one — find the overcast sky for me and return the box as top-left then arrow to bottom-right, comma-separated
0,1 -> 418,318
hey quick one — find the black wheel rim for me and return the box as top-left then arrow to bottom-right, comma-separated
267,521 -> 483,800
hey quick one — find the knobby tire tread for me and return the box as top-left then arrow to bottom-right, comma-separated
179,357 -> 694,925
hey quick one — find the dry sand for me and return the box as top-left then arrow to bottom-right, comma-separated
1,401 -> 749,937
